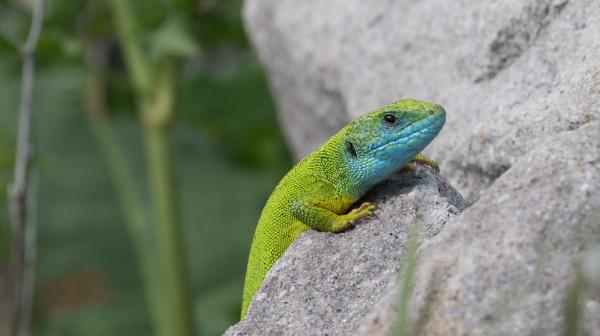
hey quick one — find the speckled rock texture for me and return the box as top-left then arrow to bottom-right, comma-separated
358,122 -> 600,336
236,0 -> 600,335
243,0 -> 600,201
225,166 -> 466,336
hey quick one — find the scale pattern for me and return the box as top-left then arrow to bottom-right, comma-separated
240,99 -> 446,318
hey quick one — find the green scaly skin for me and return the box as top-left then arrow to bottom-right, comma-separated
240,99 -> 446,318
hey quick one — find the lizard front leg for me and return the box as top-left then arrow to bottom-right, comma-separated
291,199 -> 376,233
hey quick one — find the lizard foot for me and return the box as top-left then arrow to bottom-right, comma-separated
345,202 -> 376,224
412,153 -> 440,173
397,153 -> 440,175
350,202 -> 377,219
331,202 -> 376,233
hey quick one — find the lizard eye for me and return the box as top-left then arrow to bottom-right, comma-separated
383,113 -> 397,125
345,140 -> 357,157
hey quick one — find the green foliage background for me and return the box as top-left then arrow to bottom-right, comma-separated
0,0 -> 291,335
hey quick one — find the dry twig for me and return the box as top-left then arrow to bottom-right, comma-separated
7,1 -> 45,335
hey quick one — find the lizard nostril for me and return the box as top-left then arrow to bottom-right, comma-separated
428,110 -> 435,116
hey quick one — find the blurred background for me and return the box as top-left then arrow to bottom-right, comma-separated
0,0 -> 292,335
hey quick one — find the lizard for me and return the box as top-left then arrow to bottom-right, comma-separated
240,99 -> 446,319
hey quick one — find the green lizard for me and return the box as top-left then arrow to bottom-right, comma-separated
240,99 -> 446,318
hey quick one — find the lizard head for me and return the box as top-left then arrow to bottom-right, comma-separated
341,99 -> 446,191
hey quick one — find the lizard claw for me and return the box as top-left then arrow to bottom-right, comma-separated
349,202 -> 376,220
411,153 -> 440,173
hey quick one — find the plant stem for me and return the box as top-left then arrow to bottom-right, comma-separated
105,0 -> 197,333
143,58 -> 195,336
144,123 -> 195,336
395,224 -> 421,336
562,269 -> 583,336
85,65 -> 170,336
8,1 -> 45,335
107,0 -> 150,98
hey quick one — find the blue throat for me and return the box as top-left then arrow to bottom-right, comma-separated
350,114 -> 445,195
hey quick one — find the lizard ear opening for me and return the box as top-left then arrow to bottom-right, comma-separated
345,140 -> 357,158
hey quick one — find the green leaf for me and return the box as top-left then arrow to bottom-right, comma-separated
149,15 -> 200,61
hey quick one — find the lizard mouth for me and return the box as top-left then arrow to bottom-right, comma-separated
371,114 -> 446,157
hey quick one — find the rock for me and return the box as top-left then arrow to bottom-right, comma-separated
225,166 -> 466,336
243,0 -> 600,200
358,122 -> 600,336
241,1 -> 600,334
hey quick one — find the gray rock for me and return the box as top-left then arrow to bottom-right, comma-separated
359,122 -> 600,336
241,0 -> 600,334
243,0 -> 600,200
225,166 -> 466,336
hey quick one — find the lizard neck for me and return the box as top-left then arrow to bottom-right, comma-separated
326,115 -> 444,197
311,133 -> 398,199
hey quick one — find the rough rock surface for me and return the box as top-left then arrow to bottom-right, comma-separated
358,122 -> 600,335
239,0 -> 600,335
225,167 -> 466,336
243,0 -> 600,200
